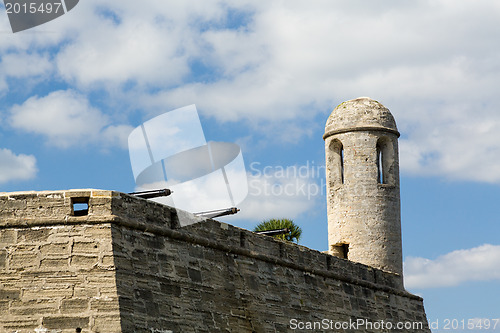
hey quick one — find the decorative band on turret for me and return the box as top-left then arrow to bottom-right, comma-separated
323,126 -> 400,140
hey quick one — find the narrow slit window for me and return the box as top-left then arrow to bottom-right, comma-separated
377,137 -> 395,185
341,243 -> 349,259
377,144 -> 384,184
340,145 -> 344,184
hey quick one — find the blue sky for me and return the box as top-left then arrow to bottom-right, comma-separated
1,1 -> 500,331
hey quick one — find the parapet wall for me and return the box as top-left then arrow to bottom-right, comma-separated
0,190 -> 430,332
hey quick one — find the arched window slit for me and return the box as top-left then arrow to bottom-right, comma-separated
329,139 -> 344,186
377,144 -> 384,184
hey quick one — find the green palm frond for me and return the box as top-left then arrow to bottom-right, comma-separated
253,218 -> 302,243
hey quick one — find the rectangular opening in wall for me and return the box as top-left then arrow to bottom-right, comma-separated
331,243 -> 349,259
341,243 -> 349,259
71,197 -> 89,216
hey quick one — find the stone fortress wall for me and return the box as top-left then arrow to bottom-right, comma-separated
0,189 -> 430,332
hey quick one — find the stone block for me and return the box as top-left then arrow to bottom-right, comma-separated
0,317 -> 39,332
99,286 -> 118,298
84,225 -> 112,239
61,298 -> 90,313
10,299 -> 59,316
92,314 -> 122,333
74,286 -> 99,298
0,288 -> 20,300
9,252 -> 39,269
188,268 -> 202,283
43,316 -> 90,330
18,228 -> 52,243
70,255 -> 98,269
40,242 -> 70,256
23,285 -> 74,300
101,255 -> 115,267
40,258 -> 69,270
72,241 -> 100,254
0,230 -> 16,245
0,250 -> 6,268
0,299 -> 7,310
90,297 -> 120,312
45,273 -> 84,285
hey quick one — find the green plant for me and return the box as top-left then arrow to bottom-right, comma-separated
253,218 -> 302,243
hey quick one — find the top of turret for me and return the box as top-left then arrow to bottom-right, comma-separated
324,97 -> 399,139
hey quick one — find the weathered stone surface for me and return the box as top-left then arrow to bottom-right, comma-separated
325,97 -> 398,136
0,188 -> 430,332
42,315 -> 90,329
61,298 -> 89,313
0,191 -> 120,333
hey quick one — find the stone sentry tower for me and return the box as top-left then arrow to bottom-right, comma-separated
323,97 -> 403,277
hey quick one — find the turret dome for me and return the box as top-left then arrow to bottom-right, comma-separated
324,97 -> 399,139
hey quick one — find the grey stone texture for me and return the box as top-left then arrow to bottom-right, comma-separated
324,97 -> 403,278
0,189 -> 429,332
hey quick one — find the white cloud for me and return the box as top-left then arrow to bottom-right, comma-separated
3,1 -> 500,183
0,78 -> 6,92
399,105 -> 500,183
101,124 -> 135,150
141,2 -> 480,118
1,52 -> 53,78
123,1 -> 500,186
404,244 -> 500,289
0,148 -> 37,183
56,19 -> 190,87
50,0 -> 249,88
9,90 -> 132,148
0,52 -> 53,93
